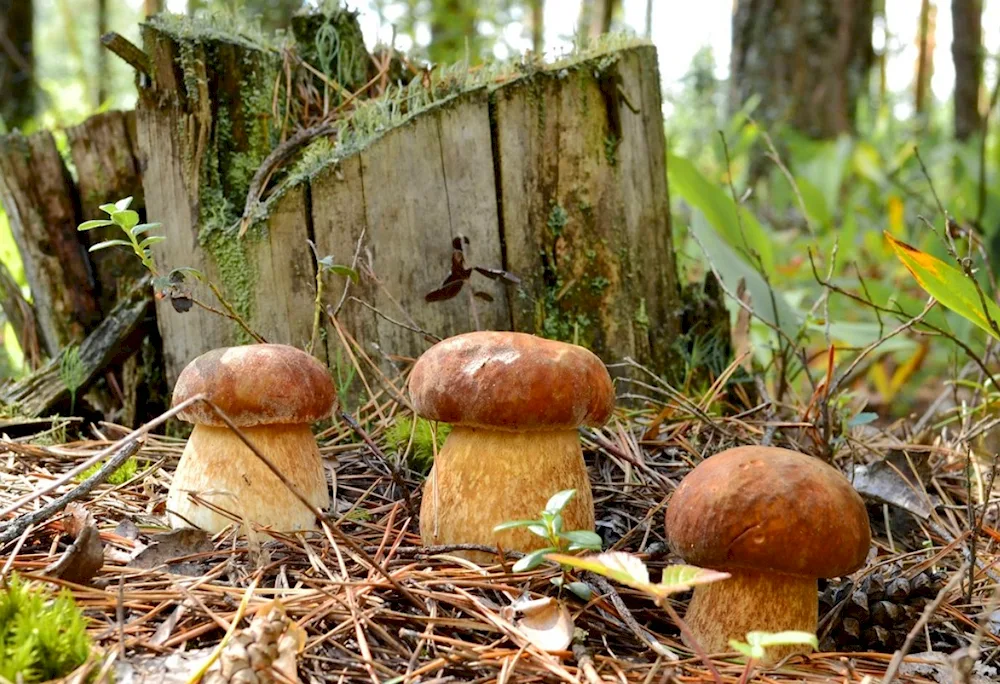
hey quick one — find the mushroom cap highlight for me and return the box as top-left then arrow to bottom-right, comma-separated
408,331 -> 615,431
172,344 -> 337,427
665,446 -> 871,578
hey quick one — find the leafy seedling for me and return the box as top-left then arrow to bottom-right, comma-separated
58,345 -> 85,414
493,488 -> 602,598
78,196 -> 164,274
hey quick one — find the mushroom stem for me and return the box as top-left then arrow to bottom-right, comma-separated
167,424 -> 330,534
420,426 -> 595,561
681,568 -> 817,666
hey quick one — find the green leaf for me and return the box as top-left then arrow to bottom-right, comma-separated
77,219 -> 114,231
559,530 -> 603,551
794,176 -> 831,230
114,196 -> 134,211
328,264 -> 360,283
512,547 -> 554,572
668,153 -> 774,271
88,239 -> 133,253
98,203 -> 119,215
565,581 -> 592,601
729,631 -> 819,661
139,235 -> 166,249
494,520 -> 540,532
659,565 -> 732,593
545,489 -> 576,514
130,222 -> 161,237
689,212 -> 801,336
114,210 -> 140,230
886,232 -> 1000,340
527,524 -> 549,539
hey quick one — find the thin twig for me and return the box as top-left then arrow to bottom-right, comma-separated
0,437 -> 143,544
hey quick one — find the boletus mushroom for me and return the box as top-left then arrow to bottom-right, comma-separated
664,446 -> 871,665
166,344 -> 336,534
409,331 -> 614,561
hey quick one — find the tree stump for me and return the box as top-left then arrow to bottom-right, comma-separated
135,14 -> 683,388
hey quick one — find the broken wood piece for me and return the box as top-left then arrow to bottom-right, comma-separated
0,276 -> 153,417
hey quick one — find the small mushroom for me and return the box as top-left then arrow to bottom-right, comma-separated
664,446 -> 871,665
166,344 -> 336,534
408,331 -> 614,561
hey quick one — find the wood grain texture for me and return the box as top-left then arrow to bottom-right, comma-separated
1,277 -> 152,416
136,25 -> 314,385
142,38 -> 682,384
494,46 -> 680,374
0,131 -> 101,355
313,91 -> 509,375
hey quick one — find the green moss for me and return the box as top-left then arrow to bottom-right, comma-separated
76,457 -> 139,485
385,417 -> 451,474
148,11 -> 283,52
547,203 -> 568,238
0,573 -> 92,682
604,134 -> 619,166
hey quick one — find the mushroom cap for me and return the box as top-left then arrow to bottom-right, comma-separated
665,446 -> 871,578
408,331 -> 615,431
172,344 -> 336,427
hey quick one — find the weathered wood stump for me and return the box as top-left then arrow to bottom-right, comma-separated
0,111 -> 166,421
135,14 -> 682,389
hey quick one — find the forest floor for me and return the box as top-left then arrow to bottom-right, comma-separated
0,358 -> 998,684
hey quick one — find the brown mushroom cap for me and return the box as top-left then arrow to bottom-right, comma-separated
172,344 -> 336,427
408,331 -> 615,431
665,446 -> 871,578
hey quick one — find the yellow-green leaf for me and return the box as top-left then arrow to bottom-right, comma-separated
659,564 -> 731,593
885,232 -> 1000,340
546,552 -> 730,599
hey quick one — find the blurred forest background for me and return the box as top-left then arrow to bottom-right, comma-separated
2,0 -> 1000,423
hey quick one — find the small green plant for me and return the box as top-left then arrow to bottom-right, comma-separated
729,630 -> 819,660
384,417 -> 450,474
58,345 -> 85,414
494,489 -> 603,574
0,573 -> 93,682
76,456 -> 139,486
77,196 -> 164,274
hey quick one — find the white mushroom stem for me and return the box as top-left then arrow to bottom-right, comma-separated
420,426 -> 595,561
167,424 -> 330,534
680,568 -> 817,666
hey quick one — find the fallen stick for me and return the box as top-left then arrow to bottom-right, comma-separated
0,436 -> 143,544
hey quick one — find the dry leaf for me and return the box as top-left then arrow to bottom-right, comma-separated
505,597 -> 574,653
46,505 -> 104,585
129,528 -> 214,576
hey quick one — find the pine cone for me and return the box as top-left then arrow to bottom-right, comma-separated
818,564 -> 946,653
204,601 -> 305,684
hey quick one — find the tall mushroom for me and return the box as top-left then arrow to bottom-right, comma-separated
166,344 -> 336,534
664,446 -> 871,665
409,331 -> 615,560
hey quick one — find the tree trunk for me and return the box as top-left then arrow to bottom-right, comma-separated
97,0 -> 108,107
952,0 -> 982,140
530,0 -> 544,55
0,0 -> 34,131
730,0 -> 875,138
429,0 -> 480,64
135,15 -> 684,390
915,0 -> 936,117
0,131 -> 101,354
